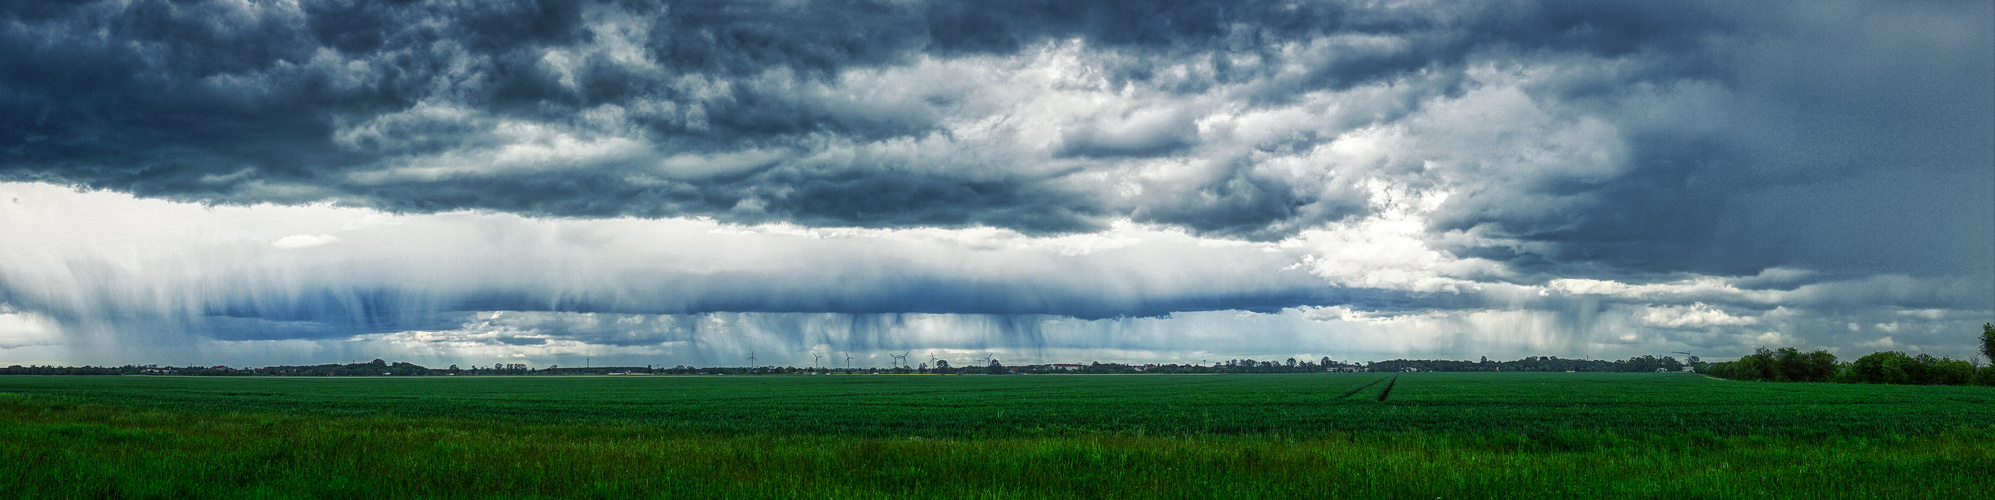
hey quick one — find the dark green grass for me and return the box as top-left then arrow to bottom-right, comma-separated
3,373 -> 1992,498
3,395 -> 1990,499
2,373 -> 1991,437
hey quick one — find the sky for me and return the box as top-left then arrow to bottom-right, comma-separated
1,0 -> 1991,369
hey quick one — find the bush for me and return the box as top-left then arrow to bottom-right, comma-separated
1975,366 -> 1995,387
1830,363 -> 1859,383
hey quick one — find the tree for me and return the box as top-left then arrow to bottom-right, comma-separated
1800,350 -> 1838,382
1659,356 -> 1685,372
1852,351 -> 1912,384
1736,347 -> 1778,381
1930,358 -> 1975,385
1981,323 -> 1995,362
1772,348 -> 1804,381
934,359 -> 950,372
1904,354 -> 1938,384
1975,364 -> 1995,386
1770,348 -> 1835,382
987,358 -> 1005,375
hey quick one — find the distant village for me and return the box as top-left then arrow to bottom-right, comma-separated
2,354 -> 1705,376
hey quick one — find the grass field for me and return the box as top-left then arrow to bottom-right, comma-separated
3,373 -> 1992,498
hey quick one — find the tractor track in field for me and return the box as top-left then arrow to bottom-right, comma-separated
1334,376 -> 1390,400
1377,375 -> 1399,402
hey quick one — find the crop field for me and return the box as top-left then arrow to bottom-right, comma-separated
4,373 -> 1992,498
5,372 -> 1991,437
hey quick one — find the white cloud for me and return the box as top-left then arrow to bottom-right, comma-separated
0,181 -> 1320,340
1289,180 -> 1500,293
272,234 -> 340,249
1755,331 -> 1791,346
1638,303 -> 1758,329
6,179 -> 1989,365
0,307 -> 61,349
1857,336 -> 1896,349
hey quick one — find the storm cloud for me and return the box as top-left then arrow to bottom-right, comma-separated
1,0 -> 1989,366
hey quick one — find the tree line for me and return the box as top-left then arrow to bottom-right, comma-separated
1704,323 -> 1995,386
4,355 -> 1694,376
10,324 -> 1992,380
1364,355 -> 1696,373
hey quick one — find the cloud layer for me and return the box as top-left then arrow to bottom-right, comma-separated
0,0 -> 1989,366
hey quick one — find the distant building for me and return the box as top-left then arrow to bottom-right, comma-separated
1048,364 -> 1084,371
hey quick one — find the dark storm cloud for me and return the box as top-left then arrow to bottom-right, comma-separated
2,0 -> 1989,315
1,0 -> 925,198
1415,2 -> 1993,287
0,2 -> 1748,219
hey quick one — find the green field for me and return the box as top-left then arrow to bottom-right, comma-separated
4,373 -> 1992,498
6,372 -> 1994,437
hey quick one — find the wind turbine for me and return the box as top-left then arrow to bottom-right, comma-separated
845,353 -> 854,370
747,351 -> 757,370
813,353 -> 823,371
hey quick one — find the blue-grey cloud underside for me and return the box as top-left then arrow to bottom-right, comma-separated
0,0 -> 1988,363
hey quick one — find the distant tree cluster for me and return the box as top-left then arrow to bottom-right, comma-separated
0,355 -> 1694,377
1704,323 -> 1995,386
1704,348 -> 1837,382
1366,355 -> 1693,374
0,365 -> 148,376
2,360 -> 655,377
